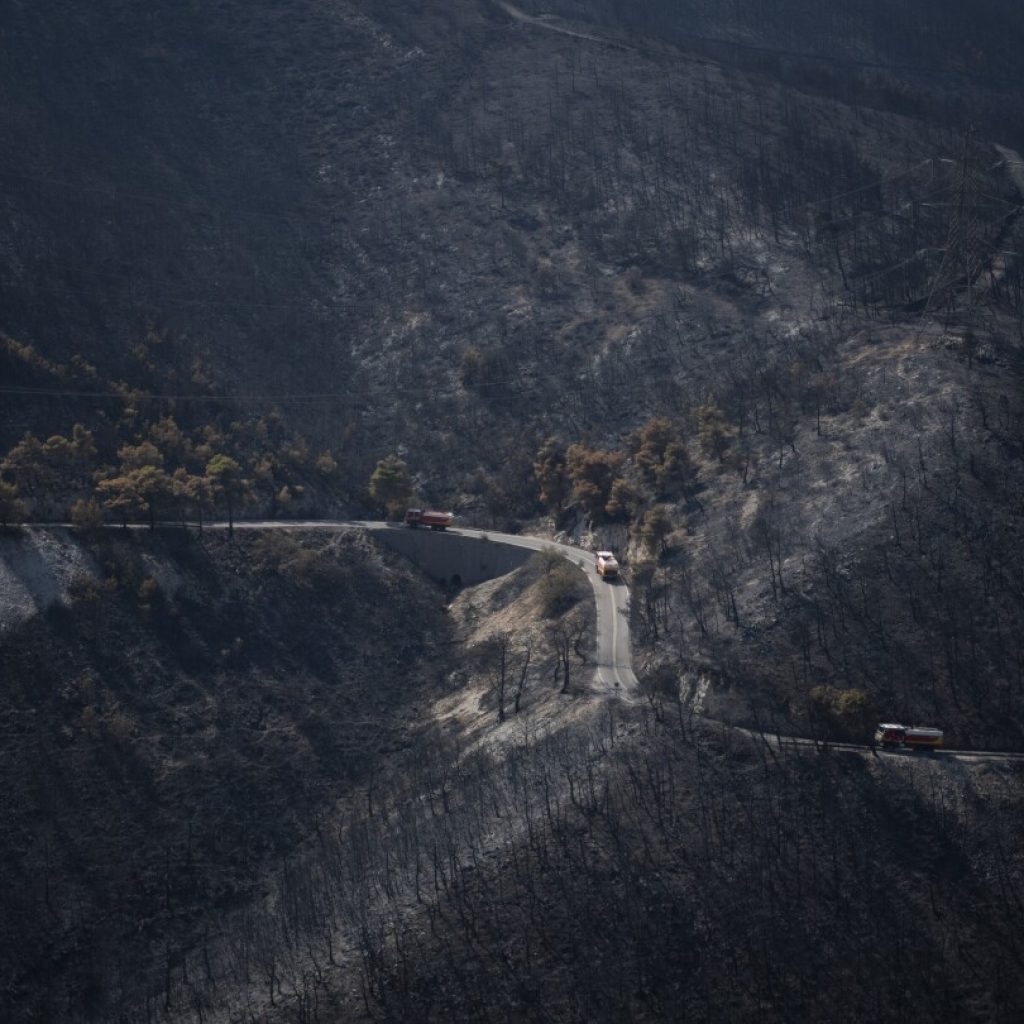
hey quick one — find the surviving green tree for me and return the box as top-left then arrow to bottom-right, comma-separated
95,443 -> 171,529
206,455 -> 250,537
369,454 -> 413,519
0,481 -> 27,528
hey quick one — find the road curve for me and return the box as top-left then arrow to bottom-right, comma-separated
31,517 -> 638,695
221,520 -> 639,696
352,521 -> 638,696
238,519 -> 1024,763
35,519 -> 1024,762
197,520 -> 1024,762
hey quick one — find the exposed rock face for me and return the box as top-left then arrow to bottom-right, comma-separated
0,528 -> 99,632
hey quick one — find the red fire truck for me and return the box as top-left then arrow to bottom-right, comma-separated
874,723 -> 944,750
404,508 -> 454,531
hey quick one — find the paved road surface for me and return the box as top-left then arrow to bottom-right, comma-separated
35,519 -> 1023,763
445,526 -> 638,695
226,520 -> 638,695
734,726 -> 1024,766
349,522 -> 638,695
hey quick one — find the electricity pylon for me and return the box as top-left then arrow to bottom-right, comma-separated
923,126 -> 986,329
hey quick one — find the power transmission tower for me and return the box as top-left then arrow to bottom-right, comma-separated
923,126 -> 986,330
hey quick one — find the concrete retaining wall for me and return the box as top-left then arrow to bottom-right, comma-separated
369,526 -> 533,587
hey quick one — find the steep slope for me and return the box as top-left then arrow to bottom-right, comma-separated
3,3 -> 1024,1019
4,0 -> 1022,497
342,716 -> 1024,1023
0,526 -> 453,1021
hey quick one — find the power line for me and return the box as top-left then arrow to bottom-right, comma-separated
0,162 -> 957,320
922,126 -> 987,325
797,160 -> 933,212
0,278 -> 372,315
0,125 -> 968,239
819,184 -> 955,246
846,249 -> 940,290
0,362 -> 624,405
498,0 -> 1024,90
0,167 -> 327,230
0,384 -> 352,404
0,342 -> 728,408
631,20 -> 1024,92
0,156 -> 934,229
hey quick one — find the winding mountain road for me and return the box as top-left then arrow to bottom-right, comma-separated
46,518 -> 1023,764
433,524 -> 638,695
356,522 -> 1022,764
234,520 -> 639,695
